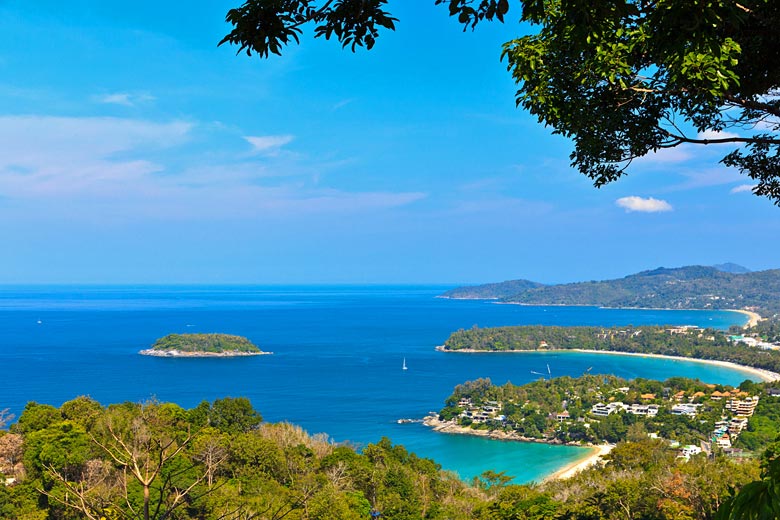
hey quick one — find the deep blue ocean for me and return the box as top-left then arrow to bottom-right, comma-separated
0,285 -> 753,483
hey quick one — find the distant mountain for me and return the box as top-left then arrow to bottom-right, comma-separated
442,266 -> 780,315
712,262 -> 752,274
440,279 -> 544,299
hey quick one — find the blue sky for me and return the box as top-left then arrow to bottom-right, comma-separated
0,1 -> 778,284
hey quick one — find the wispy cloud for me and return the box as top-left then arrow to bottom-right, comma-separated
244,135 -> 294,155
332,99 -> 353,111
731,184 -> 757,194
0,116 -> 423,220
616,196 -> 673,213
95,92 -> 156,106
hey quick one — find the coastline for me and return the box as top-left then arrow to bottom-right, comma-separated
422,415 -> 612,481
139,349 -> 271,357
729,309 -> 762,328
543,443 -> 614,481
435,346 -> 780,382
466,298 -> 763,330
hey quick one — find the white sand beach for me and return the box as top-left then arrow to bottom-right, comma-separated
436,346 -> 780,382
730,309 -> 762,328
543,444 -> 614,481
423,414 -> 613,481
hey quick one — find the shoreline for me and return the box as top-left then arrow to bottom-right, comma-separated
435,346 -> 780,382
543,443 -> 614,481
729,309 -> 762,328
447,298 -> 762,330
139,349 -> 272,357
422,415 -> 612,481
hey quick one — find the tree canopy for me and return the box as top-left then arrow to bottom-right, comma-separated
220,1 -> 780,204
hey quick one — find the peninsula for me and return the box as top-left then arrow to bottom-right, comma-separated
139,333 -> 270,357
440,264 -> 779,316
427,374 -> 780,468
438,325 -> 780,380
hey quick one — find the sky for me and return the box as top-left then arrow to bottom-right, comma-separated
0,1 -> 778,285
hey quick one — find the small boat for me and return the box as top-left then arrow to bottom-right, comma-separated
402,357 -> 408,370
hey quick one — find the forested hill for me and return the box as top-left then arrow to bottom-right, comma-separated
440,278 -> 544,299
441,265 -> 780,315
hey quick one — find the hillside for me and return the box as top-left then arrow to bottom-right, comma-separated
440,279 -> 545,299
441,266 -> 780,315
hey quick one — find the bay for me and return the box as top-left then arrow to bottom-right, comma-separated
0,285 -> 752,482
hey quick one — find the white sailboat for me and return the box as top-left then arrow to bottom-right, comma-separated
402,357 -> 408,370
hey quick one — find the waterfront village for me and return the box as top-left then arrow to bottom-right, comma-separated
433,330 -> 780,463
453,387 -> 768,458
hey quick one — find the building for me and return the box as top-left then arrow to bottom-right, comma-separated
678,445 -> 703,460
729,417 -> 749,436
725,396 -> 759,417
628,404 -> 659,416
671,403 -> 701,417
591,402 -> 626,417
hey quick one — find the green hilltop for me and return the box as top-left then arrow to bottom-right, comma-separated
441,265 -> 780,315
147,333 -> 262,354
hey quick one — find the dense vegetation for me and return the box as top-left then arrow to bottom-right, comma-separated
441,265 -> 780,315
148,333 -> 262,354
443,324 -> 780,373
0,397 -> 480,520
440,279 -> 543,300
1,396 -> 776,519
437,375 -> 780,451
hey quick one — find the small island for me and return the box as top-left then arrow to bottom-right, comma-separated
139,333 -> 270,357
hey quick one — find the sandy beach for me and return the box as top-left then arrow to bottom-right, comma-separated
543,443 -> 614,481
423,415 -> 612,481
567,349 -> 780,382
436,346 -> 780,382
730,309 -> 762,328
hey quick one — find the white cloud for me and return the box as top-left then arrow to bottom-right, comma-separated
730,184 -> 757,194
96,92 -> 155,106
633,146 -> 693,165
244,135 -> 294,154
615,196 -> 673,213
698,129 -> 739,140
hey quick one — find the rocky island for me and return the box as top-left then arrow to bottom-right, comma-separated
139,333 -> 270,357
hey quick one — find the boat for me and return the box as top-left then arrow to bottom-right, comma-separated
402,357 -> 408,370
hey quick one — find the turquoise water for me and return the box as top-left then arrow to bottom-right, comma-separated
0,285 -> 752,483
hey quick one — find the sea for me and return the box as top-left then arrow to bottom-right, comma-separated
0,285 -> 754,483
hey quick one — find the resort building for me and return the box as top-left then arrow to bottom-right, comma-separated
628,404 -> 659,416
591,402 -> 626,417
678,445 -> 703,460
671,403 -> 701,417
725,396 -> 759,416
729,418 -> 749,436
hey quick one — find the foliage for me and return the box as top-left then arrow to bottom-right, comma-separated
716,440 -> 780,520
0,397 -> 481,519
2,393 -> 775,519
149,333 -> 262,353
219,0 -> 398,57
220,1 -> 780,204
443,265 -> 780,315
